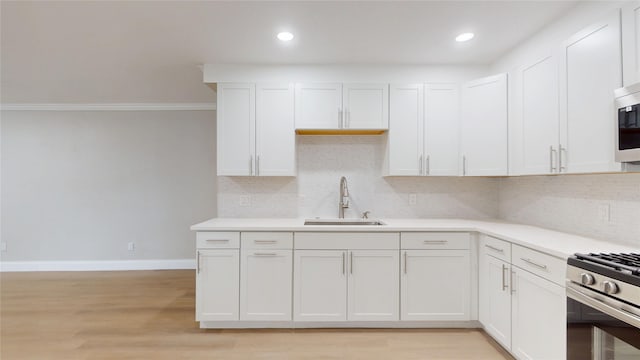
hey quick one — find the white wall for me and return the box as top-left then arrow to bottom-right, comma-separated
1,110 -> 217,262
218,136 -> 499,219
499,174 -> 640,247
491,0 -> 639,247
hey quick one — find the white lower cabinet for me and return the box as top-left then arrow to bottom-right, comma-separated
348,250 -> 399,321
479,253 -> 512,349
196,249 -> 240,321
511,266 -> 566,360
402,250 -> 470,321
293,250 -> 348,321
240,249 -> 292,321
479,235 -> 567,360
293,249 -> 400,322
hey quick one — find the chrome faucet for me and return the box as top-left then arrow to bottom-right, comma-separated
338,176 -> 349,219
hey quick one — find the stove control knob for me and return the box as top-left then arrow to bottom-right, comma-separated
603,281 -> 619,295
580,273 -> 595,285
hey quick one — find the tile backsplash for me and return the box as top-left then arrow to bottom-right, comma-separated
218,136 -> 500,219
499,173 -> 640,247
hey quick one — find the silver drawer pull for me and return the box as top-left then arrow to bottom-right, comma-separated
423,240 -> 448,244
521,257 -> 548,270
485,244 -> 504,253
254,240 -> 277,244
254,252 -> 277,256
206,239 -> 229,243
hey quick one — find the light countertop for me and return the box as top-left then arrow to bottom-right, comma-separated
190,218 -> 638,259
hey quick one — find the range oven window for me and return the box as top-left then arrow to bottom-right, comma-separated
567,297 -> 640,359
618,104 -> 640,150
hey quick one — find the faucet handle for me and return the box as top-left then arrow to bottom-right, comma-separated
362,211 -> 371,219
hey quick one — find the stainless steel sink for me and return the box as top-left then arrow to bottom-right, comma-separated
304,219 -> 385,226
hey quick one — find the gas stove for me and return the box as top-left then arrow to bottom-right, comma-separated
567,253 -> 640,308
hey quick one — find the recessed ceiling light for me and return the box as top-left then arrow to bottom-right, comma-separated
277,32 -> 294,42
455,32 -> 475,42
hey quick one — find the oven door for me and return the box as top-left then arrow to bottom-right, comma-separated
567,284 -> 640,359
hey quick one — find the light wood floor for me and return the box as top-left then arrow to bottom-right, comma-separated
1,270 -> 513,360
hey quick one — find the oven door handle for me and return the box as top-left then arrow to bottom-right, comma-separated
566,282 -> 640,328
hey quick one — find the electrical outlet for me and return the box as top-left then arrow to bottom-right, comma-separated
239,195 -> 250,207
597,204 -> 610,223
409,193 -> 417,205
1,243 -> 6,252
127,242 -> 135,252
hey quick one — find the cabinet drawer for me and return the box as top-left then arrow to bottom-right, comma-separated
401,232 -> 470,249
481,235 -> 511,262
196,232 -> 240,249
241,232 -> 293,249
512,245 -> 566,286
294,232 -> 400,250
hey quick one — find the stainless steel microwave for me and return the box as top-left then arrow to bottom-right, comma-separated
614,83 -> 640,162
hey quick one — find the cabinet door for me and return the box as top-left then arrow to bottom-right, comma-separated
348,250 -> 399,321
196,249 -> 240,321
293,250 -> 347,322
512,267 -> 566,360
217,83 -> 255,176
519,55 -> 560,175
622,1 -> 640,86
388,84 -> 424,176
240,249 -> 292,321
256,83 -> 296,176
478,254 -> 511,350
461,74 -> 508,176
343,83 -> 389,129
401,250 -> 470,321
294,83 -> 342,129
561,12 -> 622,173
424,83 -> 460,176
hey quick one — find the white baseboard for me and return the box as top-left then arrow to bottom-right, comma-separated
0,259 -> 195,272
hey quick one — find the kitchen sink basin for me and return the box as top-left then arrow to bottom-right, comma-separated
304,219 -> 385,226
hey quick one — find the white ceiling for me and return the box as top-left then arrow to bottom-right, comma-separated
1,1 -> 578,103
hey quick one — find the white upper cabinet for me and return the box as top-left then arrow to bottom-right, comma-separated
295,83 -> 389,130
295,83 -> 343,129
517,54 -> 561,175
424,84 -> 460,176
217,83 -> 255,176
217,82 -> 295,176
560,12 -> 622,173
256,83 -> 296,176
461,73 -> 509,176
388,84 -> 424,176
622,1 -> 640,86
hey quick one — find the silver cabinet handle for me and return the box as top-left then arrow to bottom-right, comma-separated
484,244 -> 504,253
501,264 -> 508,291
249,155 -> 254,176
342,252 -> 346,275
253,240 -> 277,244
196,251 -> 200,274
256,155 -> 260,176
254,252 -> 277,256
423,240 -> 447,244
350,251 -> 353,274
404,251 -> 408,274
346,108 -> 350,128
462,155 -> 467,176
338,108 -> 343,128
511,270 -> 516,294
550,146 -> 557,173
521,257 -> 548,270
559,146 -> 566,172
425,155 -> 430,175
206,239 -> 229,243
419,155 -> 423,175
